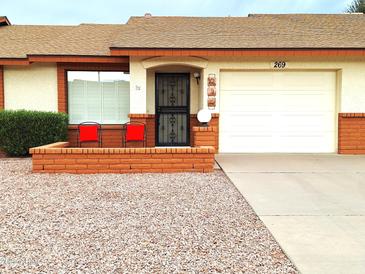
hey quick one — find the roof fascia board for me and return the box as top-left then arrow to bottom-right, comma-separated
0,55 -> 129,65
110,48 -> 365,57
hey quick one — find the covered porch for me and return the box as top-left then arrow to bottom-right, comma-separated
66,56 -> 219,150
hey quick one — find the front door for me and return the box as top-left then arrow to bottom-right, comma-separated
155,73 -> 190,146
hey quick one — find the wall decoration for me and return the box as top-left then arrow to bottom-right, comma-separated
208,97 -> 216,108
207,74 -> 217,110
207,86 -> 216,96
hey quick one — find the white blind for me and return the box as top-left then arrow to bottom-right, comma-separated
68,71 -> 130,124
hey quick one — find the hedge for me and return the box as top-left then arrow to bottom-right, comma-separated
0,110 -> 68,156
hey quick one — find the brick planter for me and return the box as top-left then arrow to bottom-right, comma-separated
29,142 -> 215,174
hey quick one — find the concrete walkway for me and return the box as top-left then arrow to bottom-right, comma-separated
216,154 -> 365,274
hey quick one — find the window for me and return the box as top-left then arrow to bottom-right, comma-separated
68,71 -> 130,124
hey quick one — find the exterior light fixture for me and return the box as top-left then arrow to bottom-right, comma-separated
193,72 -> 201,84
197,108 -> 212,127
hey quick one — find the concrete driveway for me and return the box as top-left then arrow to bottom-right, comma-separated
216,154 -> 365,274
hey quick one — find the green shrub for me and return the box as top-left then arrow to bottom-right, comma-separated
0,110 -> 68,156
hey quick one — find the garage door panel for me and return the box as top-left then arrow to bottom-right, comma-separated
274,72 -> 335,90
277,113 -> 335,131
220,92 -> 273,111
277,92 -> 334,111
220,91 -> 334,112
220,135 -> 275,153
219,71 -> 336,153
221,72 -> 274,90
220,113 -> 273,131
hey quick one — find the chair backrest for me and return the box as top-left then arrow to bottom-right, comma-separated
125,123 -> 146,142
78,122 -> 101,142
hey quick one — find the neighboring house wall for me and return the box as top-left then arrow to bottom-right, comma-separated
0,65 -> 4,109
4,64 -> 58,111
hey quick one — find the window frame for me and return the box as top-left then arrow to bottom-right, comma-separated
66,69 -> 130,125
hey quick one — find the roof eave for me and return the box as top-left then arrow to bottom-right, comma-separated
0,16 -> 11,26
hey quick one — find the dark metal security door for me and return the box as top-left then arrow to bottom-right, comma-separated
155,73 -> 190,146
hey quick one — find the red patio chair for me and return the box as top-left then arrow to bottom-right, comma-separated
123,122 -> 146,147
77,122 -> 102,147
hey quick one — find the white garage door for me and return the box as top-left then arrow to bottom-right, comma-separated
219,71 -> 336,153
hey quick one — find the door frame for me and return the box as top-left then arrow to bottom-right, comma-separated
155,72 -> 190,147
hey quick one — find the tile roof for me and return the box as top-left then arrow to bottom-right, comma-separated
0,14 -> 364,59
0,24 -> 124,58
112,14 -> 365,49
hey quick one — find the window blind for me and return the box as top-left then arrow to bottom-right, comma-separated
68,71 -> 130,124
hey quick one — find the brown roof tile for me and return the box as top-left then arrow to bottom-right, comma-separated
0,14 -> 364,59
112,14 -> 365,49
0,24 -> 124,58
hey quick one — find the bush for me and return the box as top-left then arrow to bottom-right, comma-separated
0,110 -> 68,156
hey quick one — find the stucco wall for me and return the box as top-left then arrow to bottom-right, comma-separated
130,56 -> 365,114
5,58 -> 363,115
204,58 -> 365,113
129,60 -> 147,113
4,63 -> 58,111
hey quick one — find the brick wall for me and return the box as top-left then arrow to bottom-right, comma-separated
0,65 -> 4,109
339,113 -> 365,154
67,114 -> 220,148
68,125 -> 124,148
128,113 -> 219,148
30,142 -> 215,174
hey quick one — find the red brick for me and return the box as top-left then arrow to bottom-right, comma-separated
109,164 -> 130,170
44,165 -> 65,170
33,164 -> 44,171
339,114 -> 365,155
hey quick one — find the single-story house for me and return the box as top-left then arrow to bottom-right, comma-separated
1,13 -> 365,154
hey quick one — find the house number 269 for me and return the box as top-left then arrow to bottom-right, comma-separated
273,61 -> 286,69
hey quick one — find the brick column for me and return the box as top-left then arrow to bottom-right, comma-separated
192,126 -> 218,150
339,113 -> 365,154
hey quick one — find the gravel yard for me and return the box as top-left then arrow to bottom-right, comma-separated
0,158 -> 297,273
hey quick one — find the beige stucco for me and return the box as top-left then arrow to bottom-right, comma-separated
129,60 -> 147,113
130,56 -> 206,114
146,65 -> 200,114
3,57 -> 364,117
130,56 -> 365,114
4,63 -> 58,112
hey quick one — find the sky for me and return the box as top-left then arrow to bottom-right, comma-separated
2,0 -> 354,25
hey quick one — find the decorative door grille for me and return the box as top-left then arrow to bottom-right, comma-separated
155,73 -> 190,146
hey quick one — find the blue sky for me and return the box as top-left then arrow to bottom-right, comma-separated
3,0 -> 354,25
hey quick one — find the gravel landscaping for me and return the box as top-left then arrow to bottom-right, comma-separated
0,158 -> 297,273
